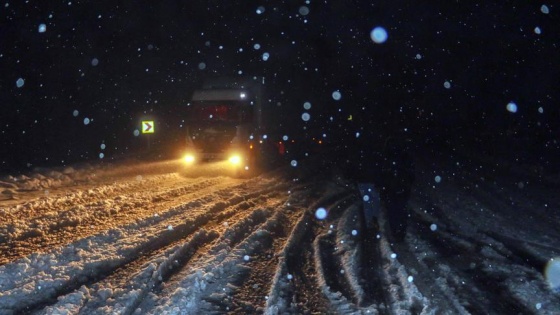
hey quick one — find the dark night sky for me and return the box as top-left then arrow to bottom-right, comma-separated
1,1 -> 559,172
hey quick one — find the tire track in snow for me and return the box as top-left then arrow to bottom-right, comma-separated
262,185 -> 363,314
407,203 -> 539,315
136,195 -> 290,314
77,180 -> 288,314
0,176 -> 240,265
1,176 -> 287,314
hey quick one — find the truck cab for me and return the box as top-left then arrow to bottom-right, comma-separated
182,76 -> 275,175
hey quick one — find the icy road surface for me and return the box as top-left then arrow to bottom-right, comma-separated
1,152 -> 559,314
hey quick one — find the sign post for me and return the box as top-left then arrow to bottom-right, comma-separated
142,120 -> 155,150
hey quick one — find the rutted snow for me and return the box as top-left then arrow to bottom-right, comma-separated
0,151 -> 559,314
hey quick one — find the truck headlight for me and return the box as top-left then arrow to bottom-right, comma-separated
183,154 -> 196,164
228,154 -> 242,165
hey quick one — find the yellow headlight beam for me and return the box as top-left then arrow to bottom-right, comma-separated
228,155 -> 242,165
183,154 -> 195,164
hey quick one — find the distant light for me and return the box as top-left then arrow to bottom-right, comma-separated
407,276 -> 414,283
538,107 -> 544,114
390,253 -> 397,259
435,175 -> 442,183
351,230 -> 358,236
134,129 -> 140,136
332,91 -> 342,100
16,78 -> 25,88
301,112 -> 311,121
38,23 -> 47,33
415,53 -> 422,59
534,27 -> 542,35
506,102 -> 518,113
262,52 -> 270,61
298,6 -> 309,16
370,26 -> 388,44
254,43 -> 261,50
83,117 -> 90,125
290,160 -> 297,167
541,5 -> 550,14
198,62 -> 206,70
240,92 -> 246,99
256,6 -> 265,14
99,153 -> 104,159
73,110 -> 79,117
100,143 -> 106,150
303,101 -> 311,110
315,207 -> 327,220
363,195 -> 370,202
283,135 -> 288,141
244,255 -> 250,261
430,224 -> 438,231
444,81 -> 451,89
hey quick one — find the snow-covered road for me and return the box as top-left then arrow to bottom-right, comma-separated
1,152 -> 559,314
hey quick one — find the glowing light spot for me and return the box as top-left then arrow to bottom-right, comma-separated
370,26 -> 388,44
287,273 -> 293,280
91,58 -> 99,66
290,160 -> 297,167
415,53 -> 422,59
315,207 -> 327,220
244,255 -> 250,261
100,143 -> 106,150
507,102 -> 518,113
133,129 -> 140,136
254,43 -> 261,50
541,5 -> 550,14
363,195 -> 370,202
332,91 -> 342,100
538,107 -> 544,114
73,110 -> 79,117
198,62 -> 206,70
435,175 -> 442,183
430,224 -> 438,231
83,117 -> 90,125
352,230 -> 358,236
390,253 -> 397,259
301,112 -> 311,121
167,225 -> 173,231
256,6 -> 265,14
545,257 -> 560,292
303,101 -> 311,110
536,303 -> 542,310
534,27 -> 542,34
38,23 -> 46,33
444,81 -> 451,89
262,52 -> 270,61
283,135 -> 289,141
299,6 -> 309,16
16,78 -> 24,88
99,153 -> 104,159
408,276 -> 414,283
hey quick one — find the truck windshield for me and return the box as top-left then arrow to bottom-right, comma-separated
186,102 -> 253,123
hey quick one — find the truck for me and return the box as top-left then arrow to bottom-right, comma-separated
181,76 -> 282,176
